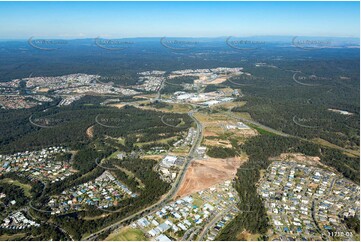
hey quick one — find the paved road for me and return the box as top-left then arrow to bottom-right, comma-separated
227,111 -> 358,157
181,227 -> 196,241
188,226 -> 202,241
197,208 -> 233,241
227,111 -> 291,138
156,78 -> 166,100
311,200 -> 327,240
83,109 -> 203,241
27,204 -> 74,240
328,178 -> 336,195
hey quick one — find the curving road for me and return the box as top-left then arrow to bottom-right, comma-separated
197,207 -> 233,241
226,111 -> 291,138
226,111 -> 359,157
83,109 -> 203,240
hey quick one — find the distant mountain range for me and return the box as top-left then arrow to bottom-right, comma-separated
0,35 -> 359,43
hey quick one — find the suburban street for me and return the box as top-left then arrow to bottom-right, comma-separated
83,108 -> 203,241
197,208 -> 233,241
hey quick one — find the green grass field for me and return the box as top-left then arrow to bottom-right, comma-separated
191,193 -> 204,208
106,227 -> 146,241
247,123 -> 276,136
0,178 -> 32,197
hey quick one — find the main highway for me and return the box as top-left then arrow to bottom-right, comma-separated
83,108 -> 203,240
226,111 -> 359,157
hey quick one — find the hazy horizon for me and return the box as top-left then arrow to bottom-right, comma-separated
0,1 -> 359,39
0,35 -> 360,41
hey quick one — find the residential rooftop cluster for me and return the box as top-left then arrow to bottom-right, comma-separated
135,71 -> 165,92
30,95 -> 54,103
201,206 -> 239,241
258,160 -> 360,241
58,95 -> 85,106
0,72 -> 144,109
24,73 -> 100,90
4,73 -> 140,98
170,67 -> 243,75
0,94 -> 53,110
0,79 -> 21,88
48,171 -> 137,214
0,87 -> 20,95
138,71 -> 167,76
54,84 -> 139,96
0,146 -> 74,183
132,180 -> 239,241
0,95 -> 38,109
1,211 -> 40,230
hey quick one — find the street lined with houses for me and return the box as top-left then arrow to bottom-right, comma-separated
128,180 -> 239,241
258,160 -> 360,241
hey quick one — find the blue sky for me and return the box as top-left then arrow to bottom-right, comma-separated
0,1 -> 359,39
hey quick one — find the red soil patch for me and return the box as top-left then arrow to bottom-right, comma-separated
175,157 -> 243,198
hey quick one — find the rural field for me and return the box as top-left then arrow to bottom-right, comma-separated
106,227 -> 146,241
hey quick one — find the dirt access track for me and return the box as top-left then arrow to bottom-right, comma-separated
175,157 -> 243,198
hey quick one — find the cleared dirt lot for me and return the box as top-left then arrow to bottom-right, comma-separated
175,157 -> 243,198
197,111 -> 258,148
86,125 -> 94,139
203,139 -> 233,148
109,103 -> 126,109
140,154 -> 164,161
270,153 -> 338,172
204,76 -> 227,85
